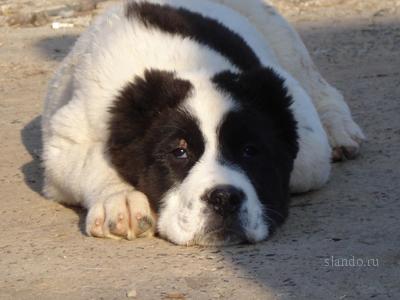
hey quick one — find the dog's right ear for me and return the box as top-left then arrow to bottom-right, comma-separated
107,69 -> 193,186
108,69 -> 193,147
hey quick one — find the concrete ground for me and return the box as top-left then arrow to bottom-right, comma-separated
1,0 -> 399,299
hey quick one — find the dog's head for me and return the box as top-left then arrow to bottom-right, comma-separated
108,67 -> 298,245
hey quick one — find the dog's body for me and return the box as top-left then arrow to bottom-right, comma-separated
42,0 -> 364,245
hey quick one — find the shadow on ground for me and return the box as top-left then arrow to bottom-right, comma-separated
21,116 -> 43,196
35,34 -> 78,61
21,115 -> 88,234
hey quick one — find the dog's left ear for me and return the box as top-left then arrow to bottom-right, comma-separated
212,67 -> 298,158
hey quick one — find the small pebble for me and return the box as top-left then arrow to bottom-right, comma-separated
126,289 -> 137,298
52,22 -> 74,29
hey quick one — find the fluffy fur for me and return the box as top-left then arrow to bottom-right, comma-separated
42,0 -> 365,245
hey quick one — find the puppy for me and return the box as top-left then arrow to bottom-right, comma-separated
42,0 -> 365,246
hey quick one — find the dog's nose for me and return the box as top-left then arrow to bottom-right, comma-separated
204,185 -> 245,216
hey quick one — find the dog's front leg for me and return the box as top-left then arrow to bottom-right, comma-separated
43,130 -> 155,240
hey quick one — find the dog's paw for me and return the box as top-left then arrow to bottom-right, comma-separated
86,190 -> 155,240
322,111 -> 366,162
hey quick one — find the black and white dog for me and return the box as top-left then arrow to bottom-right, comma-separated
42,0 -> 365,245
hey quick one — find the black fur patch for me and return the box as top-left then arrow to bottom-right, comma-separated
108,69 -> 205,212
213,67 -> 298,159
126,2 -> 261,71
214,67 -> 299,233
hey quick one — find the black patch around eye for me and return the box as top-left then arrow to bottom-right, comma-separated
213,67 -> 299,159
107,69 -> 204,212
138,113 -> 204,212
218,111 -> 293,233
126,2 -> 261,71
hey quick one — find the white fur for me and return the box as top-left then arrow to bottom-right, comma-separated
42,0 -> 364,244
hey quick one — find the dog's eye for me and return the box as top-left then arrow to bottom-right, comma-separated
242,144 -> 259,158
171,148 -> 188,159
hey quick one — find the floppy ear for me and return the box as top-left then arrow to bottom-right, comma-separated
107,69 -> 193,186
108,69 -> 193,147
212,67 -> 298,158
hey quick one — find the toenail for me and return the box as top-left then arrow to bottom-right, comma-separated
108,221 -> 117,231
138,216 -> 152,232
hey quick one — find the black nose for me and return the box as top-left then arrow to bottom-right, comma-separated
203,185 -> 245,216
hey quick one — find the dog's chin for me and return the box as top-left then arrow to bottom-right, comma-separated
187,228 -> 249,246
168,213 -> 264,246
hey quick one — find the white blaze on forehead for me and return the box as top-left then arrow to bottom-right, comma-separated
183,77 -> 237,148
157,73 -> 269,245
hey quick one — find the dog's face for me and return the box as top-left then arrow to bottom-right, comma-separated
108,67 -> 298,245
